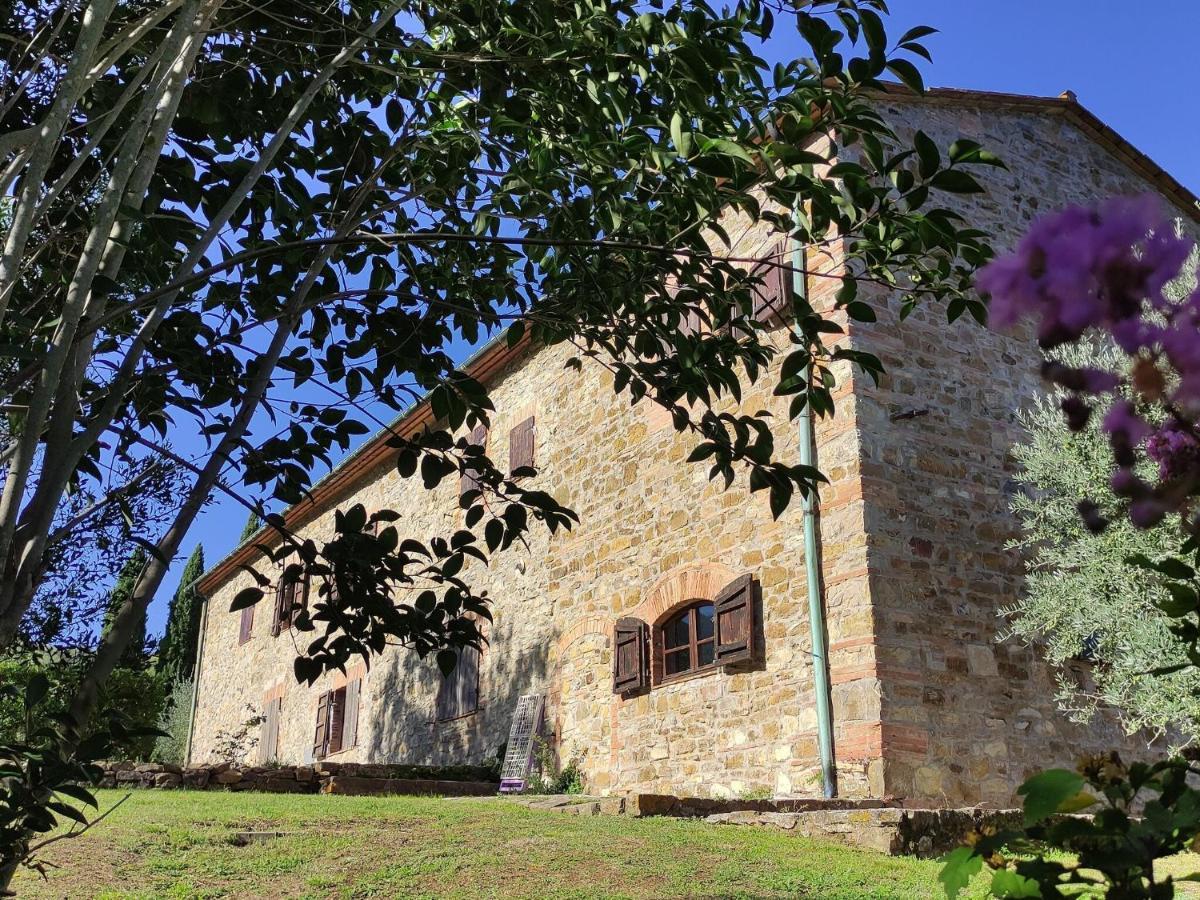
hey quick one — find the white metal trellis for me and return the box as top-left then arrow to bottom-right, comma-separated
499,693 -> 545,793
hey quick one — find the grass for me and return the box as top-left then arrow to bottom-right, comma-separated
7,789 -> 993,899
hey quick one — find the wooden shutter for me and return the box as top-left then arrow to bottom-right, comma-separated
436,649 -> 480,721
612,617 -> 648,694
342,679 -> 361,750
327,688 -> 346,755
457,649 -> 479,717
312,691 -> 330,760
260,697 -> 280,763
460,423 -> 488,496
238,604 -> 254,645
508,416 -> 535,474
751,242 -> 792,327
714,573 -> 757,665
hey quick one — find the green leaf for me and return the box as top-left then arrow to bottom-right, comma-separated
1017,769 -> 1085,825
669,110 -> 691,156
913,132 -> 939,180
938,847 -> 983,899
898,25 -> 939,44
990,869 -> 1042,898
702,137 -> 755,166
886,59 -> 925,94
25,673 -> 49,710
930,170 -> 984,194
948,139 -> 1007,168
54,783 -> 99,808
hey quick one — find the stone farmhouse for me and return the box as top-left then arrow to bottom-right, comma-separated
189,87 -> 1200,807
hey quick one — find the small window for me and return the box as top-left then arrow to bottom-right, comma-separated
660,601 -> 716,680
461,423 -> 489,498
272,568 -> 307,636
312,679 -> 360,759
238,604 -> 254,645
509,416 -> 535,474
748,242 -> 792,327
436,647 -> 480,721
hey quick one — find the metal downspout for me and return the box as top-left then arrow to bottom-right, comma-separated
790,235 -> 837,798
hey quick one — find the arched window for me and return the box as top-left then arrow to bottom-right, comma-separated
660,601 -> 716,680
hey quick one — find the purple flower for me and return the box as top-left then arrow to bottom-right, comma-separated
1145,420 -> 1200,481
1110,467 -> 1143,497
1129,498 -> 1168,529
976,195 -> 1191,349
1103,401 -> 1151,446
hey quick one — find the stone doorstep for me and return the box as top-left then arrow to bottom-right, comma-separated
704,807 -> 1022,859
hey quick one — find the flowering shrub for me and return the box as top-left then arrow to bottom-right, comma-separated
979,196 -> 1197,532
943,197 -> 1200,898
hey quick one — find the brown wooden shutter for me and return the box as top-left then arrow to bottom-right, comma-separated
312,691 -> 330,759
435,649 -> 480,721
508,416 -> 535,474
751,242 -> 792,327
612,617 -> 648,693
238,604 -> 254,645
342,679 -> 360,749
460,423 -> 488,496
714,573 -> 757,665
327,688 -> 346,755
260,697 -> 280,763
458,649 -> 479,716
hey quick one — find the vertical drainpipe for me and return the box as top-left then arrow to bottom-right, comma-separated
790,231 -> 837,799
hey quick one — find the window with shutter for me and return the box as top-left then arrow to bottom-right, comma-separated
713,573 -> 758,665
657,602 -> 716,681
260,697 -> 281,763
612,617 -> 648,694
342,678 -> 361,750
312,692 -> 330,760
327,689 -> 346,755
272,568 -> 307,636
508,416 -> 535,474
460,423 -> 488,497
238,604 -> 254,645
436,648 -> 481,721
749,242 -> 792,327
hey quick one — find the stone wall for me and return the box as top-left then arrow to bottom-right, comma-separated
191,222 -> 857,800
191,90 -> 1193,807
843,94 -> 1195,806
96,760 -> 496,796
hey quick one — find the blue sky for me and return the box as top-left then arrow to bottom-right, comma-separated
146,2 -> 1200,636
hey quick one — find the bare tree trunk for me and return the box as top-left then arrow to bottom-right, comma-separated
0,1 -> 404,645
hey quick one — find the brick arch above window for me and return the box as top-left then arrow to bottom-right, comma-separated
627,561 -> 739,626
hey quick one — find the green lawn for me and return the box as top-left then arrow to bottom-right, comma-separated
9,789 -> 988,899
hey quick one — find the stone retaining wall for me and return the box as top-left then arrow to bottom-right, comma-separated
96,761 -> 497,797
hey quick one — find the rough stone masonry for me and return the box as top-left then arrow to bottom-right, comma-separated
190,87 -> 1200,807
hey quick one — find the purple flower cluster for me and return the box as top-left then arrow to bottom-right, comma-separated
978,195 -> 1191,349
978,194 -> 1200,530
1145,421 -> 1200,482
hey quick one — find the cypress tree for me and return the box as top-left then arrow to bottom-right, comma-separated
102,548 -> 149,669
159,545 -> 206,685
238,511 -> 262,544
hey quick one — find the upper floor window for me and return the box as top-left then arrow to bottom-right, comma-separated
661,601 -> 716,679
272,567 -> 307,636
